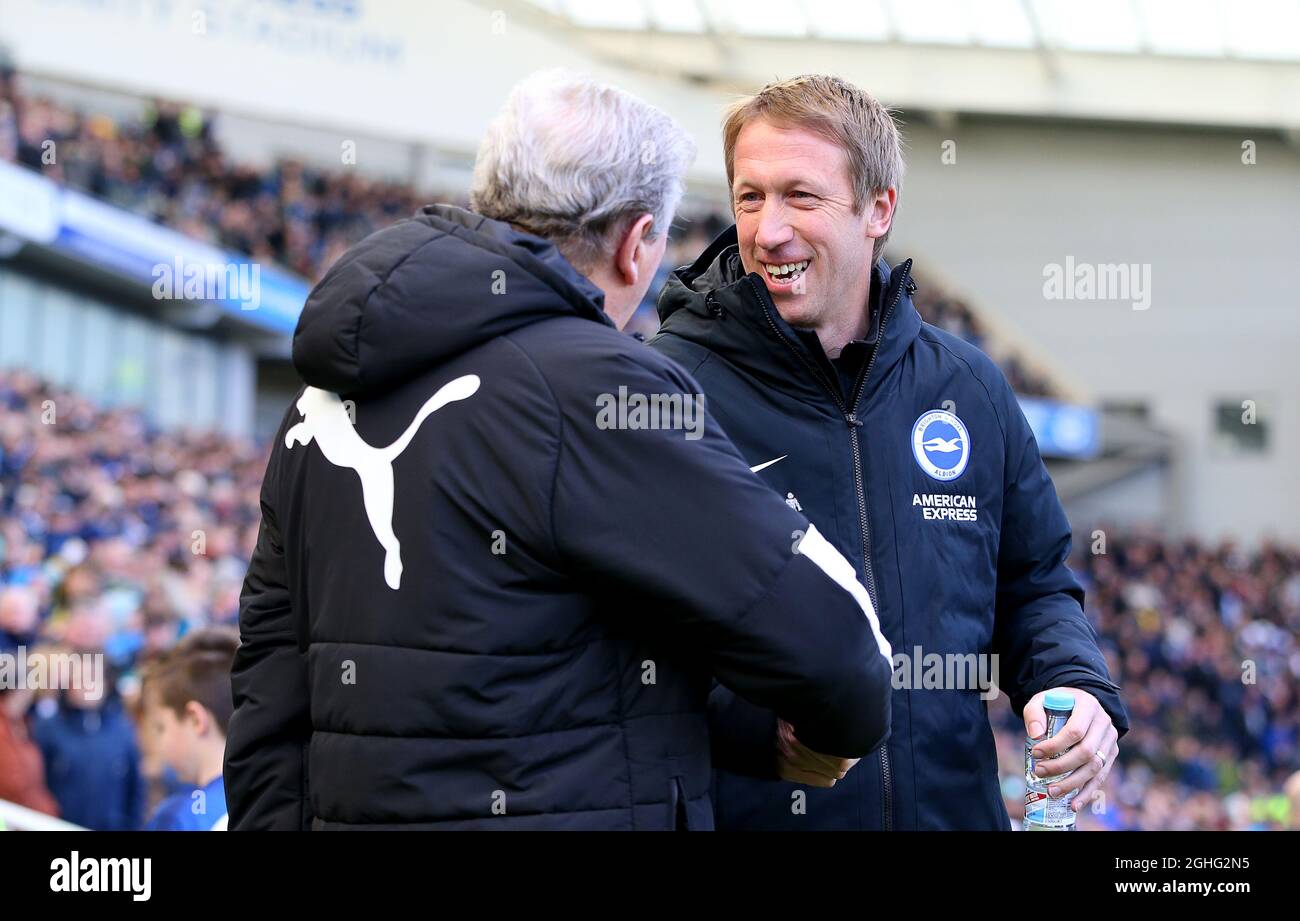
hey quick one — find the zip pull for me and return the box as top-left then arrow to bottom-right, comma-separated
846,412 -> 864,428
705,292 -> 725,319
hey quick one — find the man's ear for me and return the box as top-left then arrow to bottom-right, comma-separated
866,188 -> 897,242
614,212 -> 657,287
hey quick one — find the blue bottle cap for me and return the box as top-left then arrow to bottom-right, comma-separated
1044,690 -> 1076,712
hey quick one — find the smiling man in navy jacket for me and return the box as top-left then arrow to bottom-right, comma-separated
651,75 -> 1129,830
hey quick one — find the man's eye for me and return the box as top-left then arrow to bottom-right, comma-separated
791,191 -> 814,200
737,192 -> 761,204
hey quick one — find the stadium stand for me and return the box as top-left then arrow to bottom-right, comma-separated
2,362 -> 1297,829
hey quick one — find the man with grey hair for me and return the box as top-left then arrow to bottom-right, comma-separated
226,70 -> 894,830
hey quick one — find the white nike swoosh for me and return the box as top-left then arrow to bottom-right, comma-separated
749,455 -> 788,473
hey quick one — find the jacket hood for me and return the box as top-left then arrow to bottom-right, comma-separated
654,225 -> 919,410
293,204 -> 611,397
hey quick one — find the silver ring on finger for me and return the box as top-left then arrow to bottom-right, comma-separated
1094,748 -> 1108,769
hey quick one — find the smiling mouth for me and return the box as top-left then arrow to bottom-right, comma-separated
761,259 -> 811,288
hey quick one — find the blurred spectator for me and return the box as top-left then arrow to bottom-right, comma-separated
0,685 -> 60,817
30,664 -> 144,831
0,584 -> 39,653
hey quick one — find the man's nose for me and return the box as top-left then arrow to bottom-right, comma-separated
754,201 -> 794,253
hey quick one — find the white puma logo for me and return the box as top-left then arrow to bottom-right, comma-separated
285,375 -> 481,589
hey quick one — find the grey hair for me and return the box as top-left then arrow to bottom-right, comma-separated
469,69 -> 697,273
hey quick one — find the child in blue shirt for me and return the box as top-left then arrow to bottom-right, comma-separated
139,628 -> 237,831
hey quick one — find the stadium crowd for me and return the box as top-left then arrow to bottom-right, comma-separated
993,532 -> 1300,830
0,369 -> 260,829
1,365 -> 1297,830
0,66 -> 1055,396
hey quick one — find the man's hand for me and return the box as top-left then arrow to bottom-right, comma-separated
1025,688 -> 1119,813
776,718 -> 859,788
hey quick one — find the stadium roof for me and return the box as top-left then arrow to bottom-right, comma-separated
526,0 -> 1300,60
510,0 -> 1300,130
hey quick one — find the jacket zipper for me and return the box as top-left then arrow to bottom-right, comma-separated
745,259 -> 912,831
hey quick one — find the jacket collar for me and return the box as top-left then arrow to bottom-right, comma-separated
655,225 -> 921,414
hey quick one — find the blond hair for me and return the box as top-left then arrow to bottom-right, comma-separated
723,74 -> 904,260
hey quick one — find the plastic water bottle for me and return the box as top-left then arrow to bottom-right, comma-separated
1023,690 -> 1077,830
